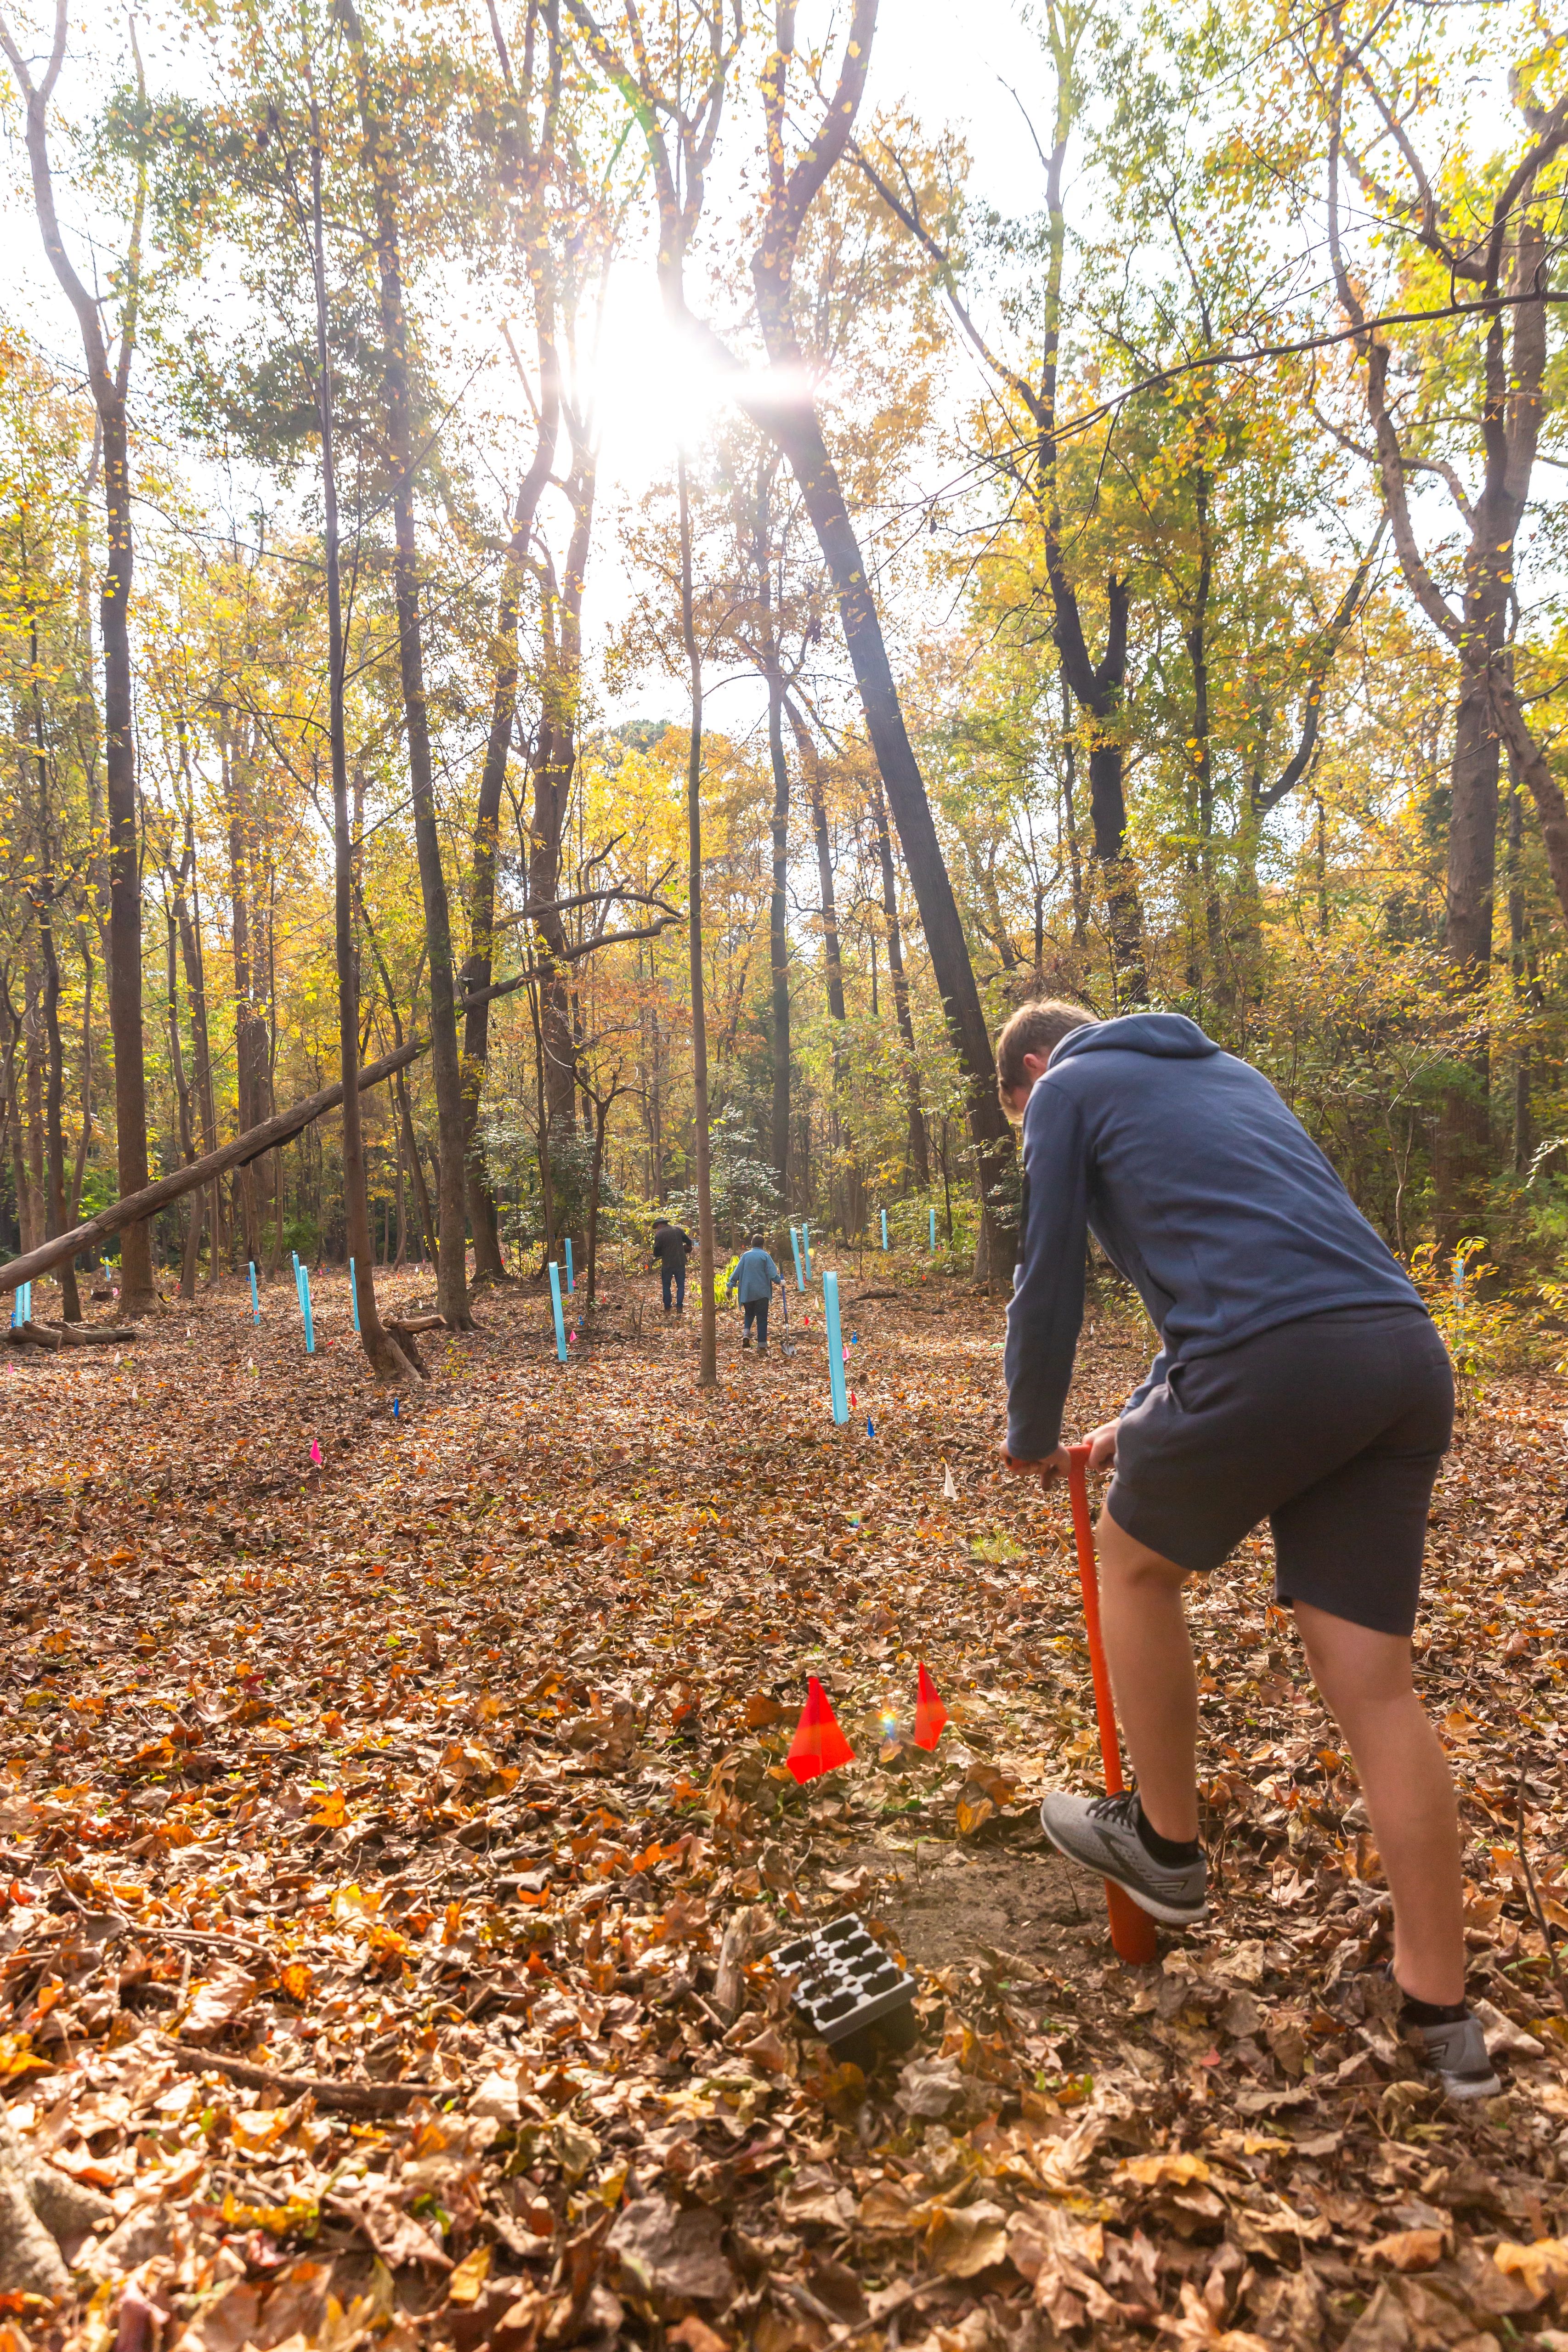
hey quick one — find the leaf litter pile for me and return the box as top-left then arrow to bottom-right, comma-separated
4,1269 -> 1568,2352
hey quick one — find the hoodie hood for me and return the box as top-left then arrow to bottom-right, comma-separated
1049,1012 -> 1220,1068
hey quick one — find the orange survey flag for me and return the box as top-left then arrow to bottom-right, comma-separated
786,1676 -> 855,1784
913,1662 -> 948,1751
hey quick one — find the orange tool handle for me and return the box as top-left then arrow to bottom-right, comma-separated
1061,1442 -> 1158,1965
1066,1443 -> 1125,1796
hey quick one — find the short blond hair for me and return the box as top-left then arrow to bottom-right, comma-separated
996,999 -> 1098,1096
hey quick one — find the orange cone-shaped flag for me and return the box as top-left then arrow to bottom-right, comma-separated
913,1662 -> 948,1751
786,1676 -> 856,1784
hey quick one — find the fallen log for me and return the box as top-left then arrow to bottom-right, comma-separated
3,1321 -> 60,1350
3,1320 -> 136,1349
386,1312 -> 446,1335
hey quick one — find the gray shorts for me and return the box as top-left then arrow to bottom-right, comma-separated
1105,1305 -> 1454,1636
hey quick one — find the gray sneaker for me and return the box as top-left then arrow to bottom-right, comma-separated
1411,2010 -> 1501,2103
1039,1788 -> 1207,1926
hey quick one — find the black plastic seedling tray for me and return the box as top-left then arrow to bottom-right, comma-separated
776,1912 -> 919,2069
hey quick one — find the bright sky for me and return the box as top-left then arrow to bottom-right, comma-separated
555,1 -> 1055,724
0,0 -> 1057,735
586,0 -> 1050,500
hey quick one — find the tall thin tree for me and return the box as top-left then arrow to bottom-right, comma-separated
678,455 -> 717,1389
307,66 -> 410,1380
0,1 -> 157,1313
344,0 -> 471,1329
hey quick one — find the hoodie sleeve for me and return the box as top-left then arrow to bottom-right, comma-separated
1004,1081 -> 1089,1458
1122,1351 -> 1168,1415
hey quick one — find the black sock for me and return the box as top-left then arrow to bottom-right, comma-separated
1398,1986 -> 1468,2027
1133,1797 -> 1201,1868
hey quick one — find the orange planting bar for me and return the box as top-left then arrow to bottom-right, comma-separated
1064,1443 -> 1159,1966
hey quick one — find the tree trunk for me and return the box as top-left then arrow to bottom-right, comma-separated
164,902 -> 200,1300
348,7 -> 470,1330
68,919 -> 94,1226
23,969 -> 44,1256
525,420 -> 598,1240
804,735 -> 846,1025
678,458 -> 717,1388
94,379 -> 153,1303
5,1074 -> 26,1259
172,837 -> 220,1284
565,0 -> 1013,1261
1432,648 -> 1500,1229
525,967 -> 555,1265
394,1119 -> 407,1266
766,668 -> 791,1203
1,28 -> 158,1313
763,395 -> 1015,1253
585,1092 -> 610,1306
30,633 -> 82,1321
222,716 -> 268,1278
792,704 -> 850,1227
462,302 -> 560,1282
871,776 -> 928,1185
310,90 -> 409,1381
1029,28 -> 1145,1005
399,1067 -> 438,1270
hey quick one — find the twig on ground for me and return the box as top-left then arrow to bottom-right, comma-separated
1515,1765 -> 1568,2010
159,2035 -> 448,2113
53,1878 -> 276,1967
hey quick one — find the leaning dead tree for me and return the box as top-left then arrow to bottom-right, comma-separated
0,1035 -> 432,1299
0,905 -> 681,1302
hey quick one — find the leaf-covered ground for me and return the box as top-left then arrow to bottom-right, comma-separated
3,1266 -> 1568,2352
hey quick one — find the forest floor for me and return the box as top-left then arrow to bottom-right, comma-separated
2,1262 -> 1568,2352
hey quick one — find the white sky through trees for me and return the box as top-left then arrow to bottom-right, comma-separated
0,0 -> 1054,727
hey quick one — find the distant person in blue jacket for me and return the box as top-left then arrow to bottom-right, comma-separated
726,1233 -> 783,1352
996,997 -> 1494,2104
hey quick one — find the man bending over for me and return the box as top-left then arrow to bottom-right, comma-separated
999,999 -> 1496,2103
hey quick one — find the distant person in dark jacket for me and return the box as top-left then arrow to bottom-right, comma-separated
997,998 -> 1493,2104
726,1233 -> 783,1351
651,1217 -> 692,1315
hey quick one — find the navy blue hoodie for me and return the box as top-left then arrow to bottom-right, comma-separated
1004,1014 -> 1423,1459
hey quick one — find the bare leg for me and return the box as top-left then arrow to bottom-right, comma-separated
1293,1601 -> 1463,2008
1095,1506 -> 1200,1844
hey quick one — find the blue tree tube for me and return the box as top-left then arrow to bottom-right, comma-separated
565,1237 -> 575,1294
548,1262 -> 568,1362
790,1226 -> 805,1291
802,1222 -> 813,1280
822,1271 -> 849,1425
881,1208 -> 889,1251
929,1205 -> 937,1250
350,1258 -> 361,1332
300,1265 -> 317,1353
249,1262 -> 260,1323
